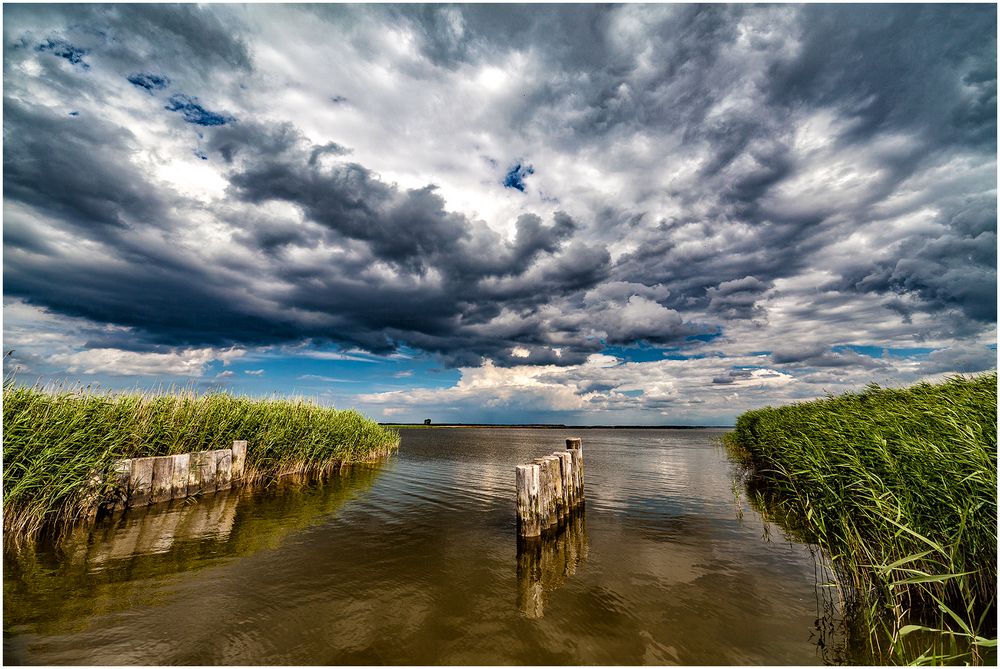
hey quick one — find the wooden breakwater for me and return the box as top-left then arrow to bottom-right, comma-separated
515,437 -> 585,537
94,440 -> 248,512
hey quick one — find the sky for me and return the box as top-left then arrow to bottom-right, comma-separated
3,4 -> 996,425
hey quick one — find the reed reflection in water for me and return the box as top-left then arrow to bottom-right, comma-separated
517,513 -> 589,618
3,465 -> 383,639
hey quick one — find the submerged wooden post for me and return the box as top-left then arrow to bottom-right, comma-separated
231,440 -> 247,480
566,437 -> 584,505
150,456 -> 175,504
169,453 -> 190,499
129,457 -> 155,507
543,455 -> 563,526
215,448 -> 233,491
555,451 -> 573,512
567,448 -> 583,508
516,463 -> 542,537
111,459 -> 132,511
188,450 -> 217,496
532,457 -> 553,529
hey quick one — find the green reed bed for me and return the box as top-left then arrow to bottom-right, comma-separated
724,372 -> 997,664
2,384 -> 400,541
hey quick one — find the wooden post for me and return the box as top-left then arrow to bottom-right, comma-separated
532,458 -> 552,529
188,450 -> 217,496
187,451 -> 203,496
566,437 -> 584,504
111,459 -> 132,511
169,453 -> 190,499
567,448 -> 583,509
544,455 -> 563,526
129,457 -> 155,507
215,448 -> 233,491
150,456 -> 175,504
555,451 -> 573,513
231,440 -> 247,480
516,463 -> 542,537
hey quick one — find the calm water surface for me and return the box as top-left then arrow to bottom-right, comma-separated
4,428 -> 848,664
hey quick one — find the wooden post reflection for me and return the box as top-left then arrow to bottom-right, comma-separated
516,512 -> 589,618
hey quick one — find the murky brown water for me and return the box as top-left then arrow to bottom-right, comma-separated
4,428 -> 855,664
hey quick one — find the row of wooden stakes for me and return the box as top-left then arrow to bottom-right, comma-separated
92,441 -> 249,512
515,437 -> 585,537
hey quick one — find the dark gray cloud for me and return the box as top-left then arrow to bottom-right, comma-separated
3,99 -> 168,234
770,347 -> 887,371
706,277 -> 773,321
2,4 -> 995,386
767,5 -> 996,150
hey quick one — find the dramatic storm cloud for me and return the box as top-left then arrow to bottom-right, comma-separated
3,4 -> 995,423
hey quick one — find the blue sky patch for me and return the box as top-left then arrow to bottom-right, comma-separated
503,162 -> 534,192
164,93 -> 232,126
601,344 -> 672,363
35,38 -> 89,69
686,331 -> 722,343
204,347 -> 461,401
127,72 -> 170,94
833,344 -> 937,359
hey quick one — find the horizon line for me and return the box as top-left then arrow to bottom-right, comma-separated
379,423 -> 734,429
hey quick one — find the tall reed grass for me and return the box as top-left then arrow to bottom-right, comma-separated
3,383 -> 399,540
724,372 -> 997,664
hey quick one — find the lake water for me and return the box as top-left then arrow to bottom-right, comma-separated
4,428 -> 854,664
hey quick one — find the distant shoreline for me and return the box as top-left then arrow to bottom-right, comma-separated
381,423 -> 733,430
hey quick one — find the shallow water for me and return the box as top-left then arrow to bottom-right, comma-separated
4,428 -> 852,664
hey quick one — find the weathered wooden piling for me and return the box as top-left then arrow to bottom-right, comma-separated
216,449 -> 233,491
566,448 -> 583,506
110,440 -> 248,512
97,437 -> 358,514
188,450 -> 215,496
532,456 -> 559,529
515,463 -> 542,537
566,437 -> 584,503
169,453 -> 190,499
231,440 -> 247,480
110,459 -> 132,512
556,451 -> 573,512
150,456 -> 175,504
544,455 -> 564,524
516,438 -> 586,536
129,457 -> 155,507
